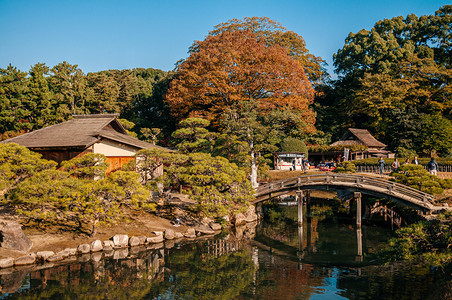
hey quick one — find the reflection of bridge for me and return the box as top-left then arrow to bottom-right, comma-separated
254,174 -> 444,213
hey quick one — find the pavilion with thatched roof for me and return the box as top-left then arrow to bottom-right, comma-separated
309,128 -> 394,164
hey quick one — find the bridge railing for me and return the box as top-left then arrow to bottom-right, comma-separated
256,173 -> 434,208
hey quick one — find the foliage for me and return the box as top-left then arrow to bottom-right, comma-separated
10,170 -> 82,227
134,148 -> 172,187
0,62 -> 171,142
162,152 -> 254,218
171,118 -> 216,153
316,6 -> 452,151
334,161 -> 356,173
60,153 -> 109,179
279,137 -> 308,157
209,16 -> 326,84
218,100 -> 278,188
0,143 -> 57,198
165,29 -> 315,124
381,211 -> 452,270
391,164 -> 450,194
3,149 -> 152,235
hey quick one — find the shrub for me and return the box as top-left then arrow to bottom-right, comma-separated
334,161 -> 356,173
280,137 -> 308,157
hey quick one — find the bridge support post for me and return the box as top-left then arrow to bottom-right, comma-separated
354,192 -> 362,229
356,228 -> 363,262
306,190 -> 311,219
297,190 -> 304,225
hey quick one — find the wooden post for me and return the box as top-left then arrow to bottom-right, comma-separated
297,190 -> 304,225
356,228 -> 363,261
354,192 -> 362,229
306,190 -> 311,219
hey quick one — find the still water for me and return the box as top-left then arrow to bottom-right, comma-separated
1,205 -> 450,299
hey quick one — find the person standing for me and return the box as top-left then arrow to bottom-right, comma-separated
292,158 -> 296,171
391,158 -> 400,172
427,157 -> 439,176
413,156 -> 419,165
378,157 -> 385,175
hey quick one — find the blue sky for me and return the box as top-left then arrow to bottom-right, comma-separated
0,0 -> 449,76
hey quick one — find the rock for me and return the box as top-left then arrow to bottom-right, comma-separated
0,257 -> 14,268
195,225 -> 215,235
0,221 -> 33,252
234,213 -> 246,226
184,228 -> 196,238
103,240 -> 114,249
64,248 -> 77,256
147,236 -> 164,244
14,255 -> 35,266
152,231 -> 163,236
36,251 -> 55,261
175,232 -> 184,239
137,236 -> 147,245
210,223 -> 222,231
90,240 -> 103,252
164,229 -> 175,240
112,234 -> 129,248
77,244 -> 91,254
46,255 -> 64,262
245,205 -> 258,223
129,236 -> 140,247
55,249 -> 70,258
222,215 -> 230,223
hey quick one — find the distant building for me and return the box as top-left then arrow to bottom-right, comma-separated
0,114 -> 168,174
309,128 -> 394,164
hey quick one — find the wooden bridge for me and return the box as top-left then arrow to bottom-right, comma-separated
254,173 -> 446,213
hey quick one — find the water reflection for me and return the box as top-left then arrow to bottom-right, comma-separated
1,205 -> 451,299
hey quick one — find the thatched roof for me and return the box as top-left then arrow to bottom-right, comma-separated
1,114 -> 162,150
330,128 -> 386,148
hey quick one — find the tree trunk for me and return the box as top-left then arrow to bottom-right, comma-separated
250,151 -> 259,189
90,219 -> 98,237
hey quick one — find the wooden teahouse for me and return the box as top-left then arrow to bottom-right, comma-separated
309,128 -> 394,164
1,114 -> 168,174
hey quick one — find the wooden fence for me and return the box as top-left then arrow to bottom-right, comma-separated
356,165 -> 452,173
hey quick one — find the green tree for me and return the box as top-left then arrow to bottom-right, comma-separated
172,118 -> 216,153
219,100 -> 278,188
0,143 -> 57,198
392,164 -> 451,194
135,148 -> 172,187
140,127 -> 161,145
280,137 -> 308,157
417,114 -> 452,156
60,153 -> 109,180
0,64 -> 30,133
10,169 -> 82,227
162,152 -> 254,218
50,61 -> 88,115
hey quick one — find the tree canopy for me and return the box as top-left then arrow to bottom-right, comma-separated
165,29 -> 315,123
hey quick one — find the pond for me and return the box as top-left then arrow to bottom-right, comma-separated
0,204 -> 450,299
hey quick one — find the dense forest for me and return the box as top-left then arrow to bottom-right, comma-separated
0,5 -> 451,160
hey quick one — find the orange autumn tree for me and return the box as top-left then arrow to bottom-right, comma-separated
209,16 -> 325,84
166,29 -> 315,122
165,29 -> 316,188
